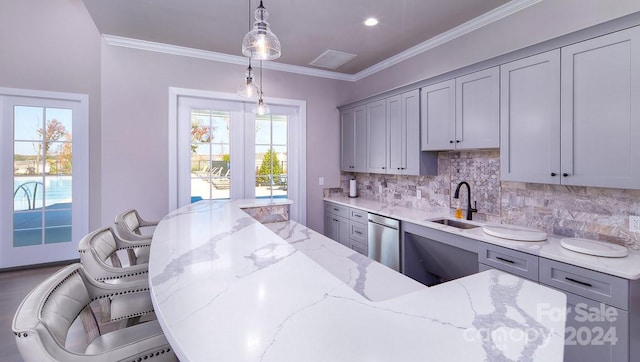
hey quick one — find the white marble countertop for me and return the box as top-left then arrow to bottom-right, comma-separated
150,200 -> 566,361
324,196 -> 640,280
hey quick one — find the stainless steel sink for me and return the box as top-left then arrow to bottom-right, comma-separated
430,219 -> 480,230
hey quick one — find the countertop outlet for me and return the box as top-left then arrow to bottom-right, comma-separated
630,215 -> 640,232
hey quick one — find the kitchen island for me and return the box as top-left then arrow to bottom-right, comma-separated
149,200 -> 566,361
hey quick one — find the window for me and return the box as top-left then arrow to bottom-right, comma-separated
1,88 -> 88,268
255,114 -> 288,199
190,109 -> 231,201
170,88 -> 306,224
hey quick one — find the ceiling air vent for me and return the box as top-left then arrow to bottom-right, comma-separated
309,50 -> 357,70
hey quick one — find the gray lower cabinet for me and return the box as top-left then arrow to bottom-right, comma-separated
539,258 -> 632,362
348,208 -> 368,255
479,241 -> 638,362
324,202 -> 349,247
324,202 -> 368,255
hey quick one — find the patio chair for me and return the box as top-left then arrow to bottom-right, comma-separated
12,263 -> 176,362
78,227 -> 150,283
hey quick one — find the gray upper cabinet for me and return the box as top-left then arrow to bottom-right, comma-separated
560,26 -> 640,189
388,89 -> 421,175
421,80 -> 455,151
366,99 -> 388,173
420,67 -> 499,151
501,26 -> 640,189
340,105 -> 366,172
500,49 -> 561,184
455,67 -> 500,149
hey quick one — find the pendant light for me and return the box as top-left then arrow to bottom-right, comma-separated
252,61 -> 270,115
237,62 -> 259,99
242,0 -> 281,61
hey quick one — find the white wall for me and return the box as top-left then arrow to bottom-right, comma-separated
0,0 -> 103,229
100,43 -> 348,232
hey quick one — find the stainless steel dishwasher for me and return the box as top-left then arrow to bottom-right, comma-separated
367,213 -> 400,271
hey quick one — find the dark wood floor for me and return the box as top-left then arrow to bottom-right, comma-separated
0,264 -> 71,362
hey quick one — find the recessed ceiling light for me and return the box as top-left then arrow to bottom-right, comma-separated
364,17 -> 379,27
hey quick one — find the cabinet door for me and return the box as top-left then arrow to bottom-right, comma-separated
420,80 -> 455,151
456,67 -> 500,149
366,99 -> 387,173
402,89 -> 421,175
560,291 -> 628,362
500,50 -> 561,184
324,212 -> 339,241
561,26 -> 640,189
340,108 -> 356,172
387,94 -> 402,175
353,106 -> 367,172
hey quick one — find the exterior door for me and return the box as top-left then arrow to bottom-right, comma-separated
0,90 -> 88,268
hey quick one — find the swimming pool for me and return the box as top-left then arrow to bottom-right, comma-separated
13,175 -> 72,211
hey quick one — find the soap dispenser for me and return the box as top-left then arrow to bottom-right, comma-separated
454,200 -> 463,219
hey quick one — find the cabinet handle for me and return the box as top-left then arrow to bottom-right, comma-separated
565,277 -> 592,287
562,173 -> 569,177
456,140 -> 461,143
332,218 -> 338,222
333,208 -> 339,211
354,214 -> 362,218
354,231 -> 362,235
496,256 -> 515,264
449,140 -> 454,144
550,172 -> 557,177
382,167 -> 386,170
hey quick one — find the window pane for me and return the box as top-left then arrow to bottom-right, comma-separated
45,108 -> 73,139
44,176 -> 72,207
272,116 -> 287,145
13,211 -> 42,247
46,141 -> 72,175
255,117 -> 271,144
44,209 -> 72,244
14,141 -> 44,176
13,177 -> 44,211
190,109 -> 230,201
14,106 -> 43,141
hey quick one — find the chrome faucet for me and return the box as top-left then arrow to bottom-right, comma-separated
453,181 -> 477,220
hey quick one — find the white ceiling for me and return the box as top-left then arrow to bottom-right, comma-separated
83,0 -> 519,76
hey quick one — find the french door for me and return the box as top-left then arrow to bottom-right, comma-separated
172,91 -> 305,223
0,89 -> 88,268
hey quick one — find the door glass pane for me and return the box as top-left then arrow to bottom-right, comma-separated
190,109 -> 231,201
255,114 -> 287,199
13,106 -> 73,247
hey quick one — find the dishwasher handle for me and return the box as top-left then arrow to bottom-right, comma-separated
367,213 -> 400,229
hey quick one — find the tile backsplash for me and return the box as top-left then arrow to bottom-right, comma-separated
331,150 -> 640,250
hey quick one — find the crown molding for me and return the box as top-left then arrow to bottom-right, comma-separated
102,35 -> 355,82
103,0 -> 541,83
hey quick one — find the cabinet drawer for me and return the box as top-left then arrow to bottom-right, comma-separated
349,221 -> 367,243
350,239 -> 368,256
325,201 -> 349,218
350,208 -> 368,222
478,243 -> 538,281
539,258 -> 628,310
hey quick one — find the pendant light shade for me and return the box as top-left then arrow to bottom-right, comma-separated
242,0 -> 281,61
253,96 -> 270,115
237,63 -> 259,99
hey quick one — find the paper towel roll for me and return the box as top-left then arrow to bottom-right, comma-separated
349,179 -> 357,198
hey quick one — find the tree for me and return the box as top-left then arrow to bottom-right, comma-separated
35,119 -> 67,173
190,120 -> 211,154
257,150 -> 283,184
